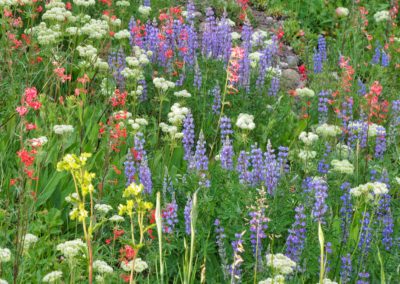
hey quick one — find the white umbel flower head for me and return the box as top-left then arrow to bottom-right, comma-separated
236,113 -> 255,130
331,159 -> 354,174
23,233 -> 39,251
350,182 -> 389,200
109,215 -> 124,222
0,279 -> 8,284
374,10 -> 390,22
174,90 -> 191,98
316,124 -> 342,137
42,271 -> 63,283
153,77 -> 175,91
56,239 -> 85,259
266,253 -> 296,275
258,275 -> 285,284
114,29 -> 131,40
298,150 -> 317,160
93,260 -> 114,274
53,125 -> 74,135
0,248 -> 11,263
336,7 -> 349,17
73,0 -> 95,7
138,5 -> 151,16
121,258 -> 148,272
295,87 -> 315,98
299,131 -> 319,145
318,279 -> 338,284
94,204 -> 113,214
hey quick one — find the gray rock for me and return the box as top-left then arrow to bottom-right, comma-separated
279,62 -> 289,69
265,17 -> 274,24
281,69 -> 301,90
286,55 -> 299,68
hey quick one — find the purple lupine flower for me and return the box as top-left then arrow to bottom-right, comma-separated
230,232 -> 245,283
340,254 -> 352,284
277,146 -> 289,175
285,205 -> 307,263
388,100 -> 400,144
340,182 -> 353,242
212,85 -> 221,114
268,76 -> 280,96
202,8 -> 217,57
162,171 -> 174,198
250,145 -> 264,186
359,212 -> 372,256
108,49 -> 126,90
144,20 -> 159,61
371,43 -> 381,64
313,49 -> 323,73
194,63 -> 202,90
374,126 -> 386,159
318,35 -> 327,61
194,131 -> 208,171
357,272 -> 370,284
382,210 -> 394,251
220,137 -> 234,170
217,14 -> 232,63
162,198 -> 178,234
324,242 -> 333,273
317,143 -> 331,174
182,111 -> 195,161
134,132 -> 147,161
194,131 -> 210,187
184,196 -> 192,235
138,79 -> 148,102
249,209 -> 268,256
214,219 -> 229,279
139,160 -> 152,194
237,150 -> 251,184
239,21 -> 252,92
264,140 -> 279,194
317,90 -> 330,124
381,50 -> 390,67
124,152 -> 136,186
311,177 -> 329,223
256,46 -> 273,88
220,116 -> 233,141
185,24 -> 198,66
186,0 -> 196,25
357,79 -> 367,96
143,0 -> 150,7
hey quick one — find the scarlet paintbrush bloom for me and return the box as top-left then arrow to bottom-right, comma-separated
17,149 -> 36,167
111,89 -> 127,107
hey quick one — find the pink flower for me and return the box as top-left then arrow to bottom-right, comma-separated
16,106 -> 28,116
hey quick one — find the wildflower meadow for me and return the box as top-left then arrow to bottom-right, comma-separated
0,0 -> 399,283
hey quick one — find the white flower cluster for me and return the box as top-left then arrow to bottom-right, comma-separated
251,30 -> 269,47
94,204 -> 113,214
116,0 -> 130,6
29,136 -> 48,147
121,47 -> 152,80
56,239 -> 85,259
168,103 -> 189,125
126,118 -> 146,131
93,260 -> 114,274
316,124 -> 342,137
153,77 -> 176,91
0,278 -> 8,284
374,10 -> 390,22
29,22 -> 62,45
350,182 -> 389,200
43,1 -> 73,22
266,253 -> 296,275
295,87 -> 315,98
77,45 -> 97,61
109,215 -> 124,222
174,90 -> 191,98
318,279 -> 338,284
65,192 -> 79,203
236,113 -> 255,130
159,123 -> 183,139
81,19 -> 109,39
258,275 -> 285,284
336,143 -> 353,157
299,131 -> 319,145
23,233 -> 39,251
249,51 -> 263,68
0,248 -> 11,263
54,124 -> 74,135
42,271 -> 63,283
396,177 -> 400,185
331,159 -> 354,174
336,7 -> 349,17
231,32 -> 241,40
121,258 -> 148,272
298,149 -> 317,160
73,0 -> 95,7
138,5 -> 151,16
114,29 -> 131,40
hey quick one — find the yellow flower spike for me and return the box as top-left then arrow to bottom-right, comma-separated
144,202 -> 153,210
126,200 -> 134,216
118,204 -> 126,216
69,208 -> 79,220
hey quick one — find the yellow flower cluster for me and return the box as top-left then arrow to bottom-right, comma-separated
118,182 -> 152,217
